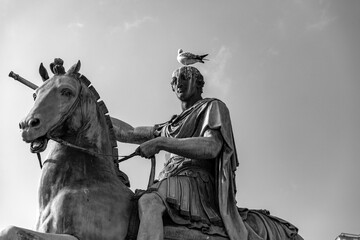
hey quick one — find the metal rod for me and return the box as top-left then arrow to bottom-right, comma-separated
37,153 -> 43,169
147,156 -> 156,189
8,71 -> 38,90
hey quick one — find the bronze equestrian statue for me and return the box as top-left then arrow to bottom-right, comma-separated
1,59 -> 303,240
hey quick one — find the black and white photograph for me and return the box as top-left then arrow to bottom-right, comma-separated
0,1 -> 359,240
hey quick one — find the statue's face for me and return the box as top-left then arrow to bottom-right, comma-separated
172,72 -> 199,101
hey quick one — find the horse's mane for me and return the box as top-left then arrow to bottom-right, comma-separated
74,73 -> 130,187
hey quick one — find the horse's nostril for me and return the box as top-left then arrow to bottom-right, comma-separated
19,121 -> 27,130
28,118 -> 40,128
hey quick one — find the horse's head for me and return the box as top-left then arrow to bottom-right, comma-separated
19,59 -> 83,153
19,59 -> 130,186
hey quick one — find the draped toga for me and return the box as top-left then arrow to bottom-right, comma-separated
148,98 -> 249,239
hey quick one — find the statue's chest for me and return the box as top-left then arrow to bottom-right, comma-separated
38,157 -> 92,203
37,163 -> 92,230
37,183 -> 130,239
37,187 -> 93,233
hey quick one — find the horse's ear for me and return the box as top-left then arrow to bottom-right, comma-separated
66,60 -> 81,75
39,63 -> 49,81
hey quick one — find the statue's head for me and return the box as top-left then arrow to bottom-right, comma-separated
171,66 -> 204,94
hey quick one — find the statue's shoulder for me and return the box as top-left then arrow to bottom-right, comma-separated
203,98 -> 229,112
204,98 -> 226,105
202,98 -> 222,105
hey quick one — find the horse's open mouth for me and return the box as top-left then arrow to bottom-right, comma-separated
30,136 -> 49,153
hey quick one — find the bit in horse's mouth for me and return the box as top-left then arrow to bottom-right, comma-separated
30,136 -> 49,153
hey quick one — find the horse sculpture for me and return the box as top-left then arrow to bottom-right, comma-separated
1,59 -> 303,240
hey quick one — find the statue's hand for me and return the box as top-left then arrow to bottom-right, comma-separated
136,137 -> 162,159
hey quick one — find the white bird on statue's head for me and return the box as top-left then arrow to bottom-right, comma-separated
177,49 -> 209,66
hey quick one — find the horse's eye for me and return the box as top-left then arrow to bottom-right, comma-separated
33,93 -> 37,101
61,89 -> 73,97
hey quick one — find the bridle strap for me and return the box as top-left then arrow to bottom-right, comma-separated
35,78 -> 83,170
47,79 -> 83,137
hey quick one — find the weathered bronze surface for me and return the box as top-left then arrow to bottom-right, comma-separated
1,60 -> 303,240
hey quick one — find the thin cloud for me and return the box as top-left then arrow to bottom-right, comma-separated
292,0 -> 306,5
108,16 -> 157,35
0,0 -> 10,19
67,22 -> 85,29
275,18 -> 287,38
123,16 -> 156,32
306,6 -> 336,31
267,48 -> 280,56
203,46 -> 232,95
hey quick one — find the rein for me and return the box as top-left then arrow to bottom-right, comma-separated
36,135 -> 156,189
48,136 -> 138,163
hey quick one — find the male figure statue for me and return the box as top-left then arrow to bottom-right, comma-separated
111,66 -> 248,240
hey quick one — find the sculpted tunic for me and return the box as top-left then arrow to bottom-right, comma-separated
149,98 -> 248,239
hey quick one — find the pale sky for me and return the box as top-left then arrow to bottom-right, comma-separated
1,1 -> 359,239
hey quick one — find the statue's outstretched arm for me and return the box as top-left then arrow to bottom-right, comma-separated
110,117 -> 155,144
137,129 -> 223,160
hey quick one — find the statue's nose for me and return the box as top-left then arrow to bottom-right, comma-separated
19,117 -> 41,130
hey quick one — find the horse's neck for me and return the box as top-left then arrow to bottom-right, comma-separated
46,91 -> 116,178
77,100 -> 113,157
40,95 -> 118,206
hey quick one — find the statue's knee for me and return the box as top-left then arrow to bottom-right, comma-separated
138,193 -> 157,209
138,193 -> 164,213
0,225 -> 18,238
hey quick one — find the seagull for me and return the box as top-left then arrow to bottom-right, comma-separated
177,49 -> 209,65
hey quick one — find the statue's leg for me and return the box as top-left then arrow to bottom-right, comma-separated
137,193 -> 166,240
0,226 -> 78,240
